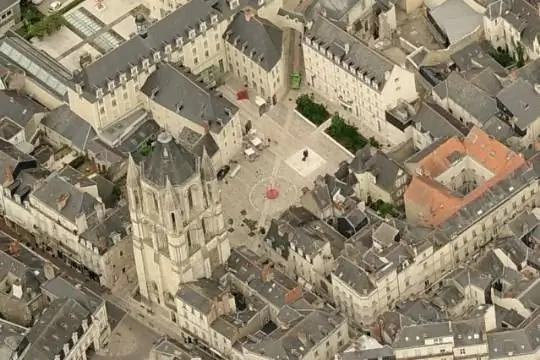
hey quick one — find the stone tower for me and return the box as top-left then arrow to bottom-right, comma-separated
127,131 -> 230,313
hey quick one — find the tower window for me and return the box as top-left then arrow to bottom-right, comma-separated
207,184 -> 213,203
187,231 -> 192,247
153,193 -> 160,213
188,187 -> 195,209
171,212 -> 177,232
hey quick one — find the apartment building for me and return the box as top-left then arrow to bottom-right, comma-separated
484,0 -> 540,61
0,0 -> 20,35
66,0 -> 282,166
224,11 -> 285,104
303,14 -> 417,145
348,145 -> 410,206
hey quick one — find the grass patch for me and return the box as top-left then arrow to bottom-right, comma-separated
296,94 -> 330,126
138,139 -> 154,157
488,46 -> 515,68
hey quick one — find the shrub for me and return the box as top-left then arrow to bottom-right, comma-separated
296,94 -> 329,125
325,115 -> 368,153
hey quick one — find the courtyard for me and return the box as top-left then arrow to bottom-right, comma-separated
218,85 -> 353,249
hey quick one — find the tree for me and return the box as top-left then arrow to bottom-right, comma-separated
326,115 -> 368,152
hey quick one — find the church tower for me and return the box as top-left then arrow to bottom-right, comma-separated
128,131 -> 230,313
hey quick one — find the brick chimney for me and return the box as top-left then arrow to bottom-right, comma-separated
3,165 -> 14,187
56,193 -> 70,211
203,120 -> 210,133
284,285 -> 303,304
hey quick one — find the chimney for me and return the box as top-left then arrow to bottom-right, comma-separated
56,193 -> 70,211
95,202 -> 105,221
175,103 -> 184,113
12,279 -> 23,300
344,43 -> 350,54
3,165 -> 14,187
203,121 -> 210,133
43,261 -> 56,280
261,262 -> 274,282
244,9 -> 255,21
284,286 -> 303,304
135,14 -> 148,39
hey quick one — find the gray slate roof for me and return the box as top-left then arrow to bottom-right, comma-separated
225,13 -> 283,72
0,90 -> 45,129
78,0 -> 265,99
141,131 -> 198,187
334,256 -> 376,296
351,146 -> 406,193
305,15 -> 394,90
433,72 -> 499,124
81,205 -> 131,254
21,298 -> 90,360
176,278 -> 225,315
0,318 -> 26,360
450,42 -> 507,78
32,171 -> 99,223
496,78 -> 540,131
411,101 -> 469,139
393,322 -> 452,348
141,63 -> 238,132
0,0 -> 18,12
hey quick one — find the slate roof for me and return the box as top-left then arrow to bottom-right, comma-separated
78,0 -> 266,100
21,298 -> 90,360
141,131 -> 198,187
433,72 -> 499,124
305,15 -> 394,90
496,78 -> 540,131
0,90 -> 45,128
81,205 -> 131,254
31,171 -> 99,223
0,318 -> 26,360
225,12 -> 283,71
176,278 -> 226,315
141,63 -> 238,132
0,0 -> 18,12
450,42 -> 507,78
351,146 -> 406,193
411,101 -> 469,139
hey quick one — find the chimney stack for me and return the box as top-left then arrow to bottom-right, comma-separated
135,14 -> 148,39
56,193 -> 70,211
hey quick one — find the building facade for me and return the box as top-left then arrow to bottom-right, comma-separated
128,131 -> 231,320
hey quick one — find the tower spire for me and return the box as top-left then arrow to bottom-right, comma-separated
200,146 -> 216,181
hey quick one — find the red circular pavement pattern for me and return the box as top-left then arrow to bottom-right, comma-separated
265,186 -> 280,200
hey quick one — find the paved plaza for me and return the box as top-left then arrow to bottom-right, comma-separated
218,84 -> 353,249
92,315 -> 159,360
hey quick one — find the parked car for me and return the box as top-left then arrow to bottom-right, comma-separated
217,165 -> 231,181
48,1 -> 63,12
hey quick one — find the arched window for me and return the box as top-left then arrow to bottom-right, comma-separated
186,230 -> 192,247
153,192 -> 160,213
171,212 -> 177,232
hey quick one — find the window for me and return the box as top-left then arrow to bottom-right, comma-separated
153,193 -> 160,212
171,212 -> 177,232
460,349 -> 466,355
112,99 -> 117,107
194,57 -> 199,65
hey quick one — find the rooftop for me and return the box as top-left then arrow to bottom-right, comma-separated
224,12 -> 283,71
428,0 -> 482,45
404,126 -> 527,226
141,63 -> 238,132
304,15 -> 395,91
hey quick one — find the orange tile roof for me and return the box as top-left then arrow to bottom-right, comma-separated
404,127 -> 527,226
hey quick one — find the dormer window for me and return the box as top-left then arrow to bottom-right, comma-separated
176,37 -> 183,47
200,21 -> 207,32
119,73 -> 127,83
188,29 -> 196,39
165,44 -> 172,54
142,59 -> 150,69
229,0 -> 239,8
258,0 -> 264,5
96,88 -> 104,98
153,52 -> 161,62
211,14 -> 218,24
108,80 -> 115,91
131,66 -> 138,77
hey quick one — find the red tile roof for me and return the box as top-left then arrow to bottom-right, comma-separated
404,127 -> 527,226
